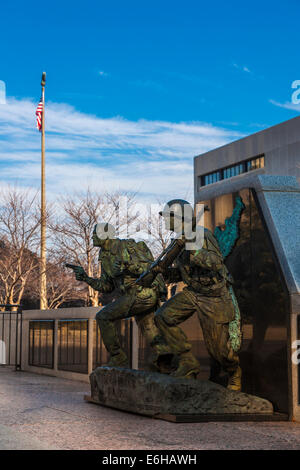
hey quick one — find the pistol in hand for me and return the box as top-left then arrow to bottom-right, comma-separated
65,263 -> 87,281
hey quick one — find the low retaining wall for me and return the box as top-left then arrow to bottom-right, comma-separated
21,307 -> 139,382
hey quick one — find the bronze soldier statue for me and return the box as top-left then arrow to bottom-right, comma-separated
137,200 -> 242,391
67,223 -> 170,370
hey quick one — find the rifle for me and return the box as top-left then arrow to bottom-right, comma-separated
136,237 -> 185,287
136,207 -> 208,287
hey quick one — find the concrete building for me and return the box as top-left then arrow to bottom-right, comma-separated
194,116 -> 300,421
194,115 -> 300,202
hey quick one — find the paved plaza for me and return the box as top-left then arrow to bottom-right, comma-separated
0,368 -> 300,450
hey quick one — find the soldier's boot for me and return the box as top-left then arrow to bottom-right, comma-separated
107,349 -> 129,368
97,315 -> 129,368
171,351 -> 200,379
152,353 -> 175,374
227,366 -> 242,392
151,342 -> 175,374
136,312 -> 175,374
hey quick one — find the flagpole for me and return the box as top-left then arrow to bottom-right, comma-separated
40,72 -> 47,310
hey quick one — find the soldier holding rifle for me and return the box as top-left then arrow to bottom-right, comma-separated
136,199 -> 242,391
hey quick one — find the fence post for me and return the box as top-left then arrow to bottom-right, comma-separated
53,319 -> 58,371
88,319 -> 94,375
0,305 -> 23,369
131,319 -> 139,370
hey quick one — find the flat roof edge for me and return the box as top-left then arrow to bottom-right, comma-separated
194,115 -> 300,161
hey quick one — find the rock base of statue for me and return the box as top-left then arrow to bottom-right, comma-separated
84,367 -> 287,422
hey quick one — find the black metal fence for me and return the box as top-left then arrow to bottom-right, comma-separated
58,319 -> 88,373
28,317 -> 133,374
29,320 -> 54,369
0,305 -> 22,370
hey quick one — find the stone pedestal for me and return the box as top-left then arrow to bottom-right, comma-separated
84,367 -> 284,422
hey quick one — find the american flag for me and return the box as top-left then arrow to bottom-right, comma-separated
36,98 -> 43,131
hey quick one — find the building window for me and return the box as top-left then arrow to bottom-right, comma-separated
223,163 -> 244,179
246,155 -> 265,171
203,171 -> 221,186
200,155 -> 265,187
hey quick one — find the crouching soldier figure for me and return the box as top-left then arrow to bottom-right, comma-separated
68,223 -> 170,370
136,200 -> 242,391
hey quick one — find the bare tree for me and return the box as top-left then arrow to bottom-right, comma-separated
25,254 -> 86,309
0,186 -> 41,308
46,270 -> 81,309
141,207 -> 172,257
50,189 -> 138,306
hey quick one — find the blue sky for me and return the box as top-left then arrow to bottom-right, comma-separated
0,0 -> 299,202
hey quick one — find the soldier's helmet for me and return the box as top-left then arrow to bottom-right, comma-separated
159,199 -> 194,222
94,222 -> 116,241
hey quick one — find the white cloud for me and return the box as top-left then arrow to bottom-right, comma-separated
0,97 -> 241,203
233,63 -> 252,74
269,99 -> 300,112
98,71 -> 108,77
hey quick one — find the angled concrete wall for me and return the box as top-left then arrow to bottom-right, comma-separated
195,173 -> 300,420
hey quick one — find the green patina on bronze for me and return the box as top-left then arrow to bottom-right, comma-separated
136,198 -> 244,391
68,226 -> 170,370
68,197 -> 244,391
191,197 -> 244,352
213,196 -> 245,353
153,228 -> 241,385
228,285 -> 242,353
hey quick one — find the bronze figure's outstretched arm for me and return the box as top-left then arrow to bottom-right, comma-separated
66,263 -> 114,293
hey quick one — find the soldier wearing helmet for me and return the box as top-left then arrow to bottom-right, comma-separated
69,222 -> 170,370
137,199 -> 241,391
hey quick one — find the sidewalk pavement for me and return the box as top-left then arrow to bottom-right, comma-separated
0,424 -> 58,450
0,367 -> 300,450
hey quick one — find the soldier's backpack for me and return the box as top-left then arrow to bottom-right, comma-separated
121,239 -> 167,299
